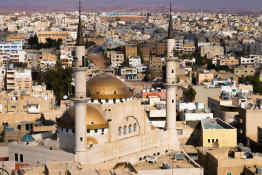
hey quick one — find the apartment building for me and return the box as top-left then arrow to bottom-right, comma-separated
240,55 -> 262,65
234,65 -> 256,77
201,45 -> 224,59
198,71 -> 214,84
125,43 -> 137,58
155,41 -> 166,56
107,50 -> 125,68
174,36 -> 184,52
199,147 -> 262,175
0,85 -> 55,114
37,31 -> 70,43
149,56 -> 164,80
120,67 -> 138,80
0,42 -> 23,54
219,56 -> 239,66
128,56 -> 142,67
239,108 -> 262,147
183,40 -> 196,53
6,66 -> 32,92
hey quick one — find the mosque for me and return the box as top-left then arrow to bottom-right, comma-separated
8,1 -> 179,166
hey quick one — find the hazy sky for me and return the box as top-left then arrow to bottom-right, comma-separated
1,0 -> 262,10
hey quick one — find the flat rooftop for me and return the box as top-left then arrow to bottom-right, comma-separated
201,118 -> 234,130
134,152 -> 200,170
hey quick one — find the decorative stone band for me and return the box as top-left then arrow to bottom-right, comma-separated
87,97 -> 133,104
57,127 -> 108,135
74,92 -> 87,99
164,83 -> 177,87
72,67 -> 88,72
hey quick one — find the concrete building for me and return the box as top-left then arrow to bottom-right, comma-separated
199,147 -> 262,175
107,50 -> 125,68
240,55 -> 262,65
174,36 -> 184,53
128,56 -> 142,67
6,67 -> 32,92
219,56 -> 239,66
125,43 -> 137,58
0,42 -> 23,54
0,85 -> 56,114
120,67 -> 138,80
239,108 -> 262,148
155,41 -> 166,56
149,56 -> 164,80
208,97 -> 240,123
198,71 -> 214,84
201,45 -> 224,59
37,31 -> 70,43
201,118 -> 237,148
234,65 -> 256,77
183,40 -> 196,53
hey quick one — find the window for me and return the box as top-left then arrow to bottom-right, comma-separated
95,129 -> 98,133
133,123 -> 137,132
123,125 -> 127,135
226,172 -> 231,175
118,127 -> 122,136
80,137 -> 83,142
128,125 -> 132,133
15,153 -> 18,161
20,154 -> 23,163
208,139 -> 211,143
177,129 -> 183,135
26,124 -> 30,131
17,125 -> 21,130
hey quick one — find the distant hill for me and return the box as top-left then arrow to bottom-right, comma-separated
1,0 -> 262,11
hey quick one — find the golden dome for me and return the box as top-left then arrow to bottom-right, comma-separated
57,104 -> 108,129
86,74 -> 133,99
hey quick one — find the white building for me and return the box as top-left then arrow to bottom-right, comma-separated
240,55 -> 262,65
128,56 -> 142,67
0,42 -> 23,54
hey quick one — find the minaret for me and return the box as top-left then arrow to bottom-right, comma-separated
166,0 -> 179,151
167,0 -> 175,57
73,0 -> 87,162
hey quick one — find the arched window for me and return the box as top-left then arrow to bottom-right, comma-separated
118,127 -> 122,136
128,124 -> 132,133
123,125 -> 127,135
133,123 -> 137,132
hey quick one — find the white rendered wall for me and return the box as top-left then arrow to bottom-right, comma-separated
167,39 -> 175,57
75,46 -> 85,67
74,102 -> 87,161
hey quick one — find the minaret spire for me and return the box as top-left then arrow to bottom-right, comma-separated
167,0 -> 174,39
76,0 -> 84,46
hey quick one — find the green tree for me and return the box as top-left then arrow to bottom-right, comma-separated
39,62 -> 72,104
184,87 -> 197,102
28,34 -> 40,49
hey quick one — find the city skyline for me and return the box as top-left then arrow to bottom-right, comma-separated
1,0 -> 262,11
